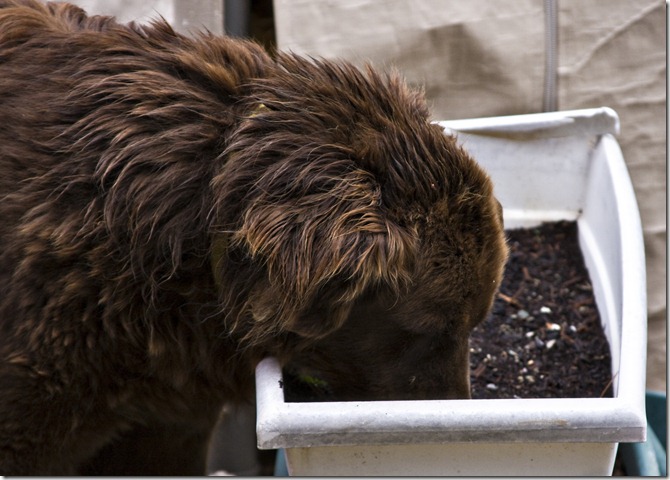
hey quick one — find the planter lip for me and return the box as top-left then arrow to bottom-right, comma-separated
436,106 -> 620,139
255,357 -> 646,450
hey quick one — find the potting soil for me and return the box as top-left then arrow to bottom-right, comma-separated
470,220 -> 613,399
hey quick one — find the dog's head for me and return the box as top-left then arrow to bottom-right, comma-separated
212,54 -> 507,400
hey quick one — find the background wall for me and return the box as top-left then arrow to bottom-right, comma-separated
72,0 -> 223,34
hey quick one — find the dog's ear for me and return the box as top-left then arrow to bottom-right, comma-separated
233,160 -> 417,339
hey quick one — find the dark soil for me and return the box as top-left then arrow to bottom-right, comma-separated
470,220 -> 613,399
283,221 -> 613,402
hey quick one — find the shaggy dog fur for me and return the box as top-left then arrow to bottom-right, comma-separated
0,0 -> 508,474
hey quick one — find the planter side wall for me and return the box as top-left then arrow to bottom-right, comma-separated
285,442 -> 618,476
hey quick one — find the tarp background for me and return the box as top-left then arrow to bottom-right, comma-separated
274,0 -> 667,392
73,0 -> 224,35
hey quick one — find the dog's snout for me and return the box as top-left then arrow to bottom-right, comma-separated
445,376 -> 472,400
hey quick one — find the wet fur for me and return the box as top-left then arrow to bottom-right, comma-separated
0,0 -> 508,474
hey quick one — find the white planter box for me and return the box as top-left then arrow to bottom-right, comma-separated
255,108 -> 647,476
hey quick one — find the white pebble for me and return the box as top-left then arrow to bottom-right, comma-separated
546,339 -> 557,349
486,383 -> 498,391
517,309 -> 530,319
540,306 -> 552,314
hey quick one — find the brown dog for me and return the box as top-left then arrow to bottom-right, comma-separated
0,0 -> 508,474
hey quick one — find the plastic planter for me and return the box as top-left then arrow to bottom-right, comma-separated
255,108 -> 647,476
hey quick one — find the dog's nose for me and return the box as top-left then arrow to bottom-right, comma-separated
444,370 -> 472,399
445,386 -> 471,400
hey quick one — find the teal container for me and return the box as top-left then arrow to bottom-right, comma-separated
274,448 -> 288,476
618,391 -> 666,476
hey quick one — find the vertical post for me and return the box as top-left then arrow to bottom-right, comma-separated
224,0 -> 251,37
543,0 -> 558,112
206,403 -> 261,475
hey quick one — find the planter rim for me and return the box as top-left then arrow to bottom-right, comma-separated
436,106 -> 620,139
256,357 -> 645,449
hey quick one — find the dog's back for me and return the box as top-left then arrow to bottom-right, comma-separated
0,2 -> 274,473
0,0 -> 272,290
